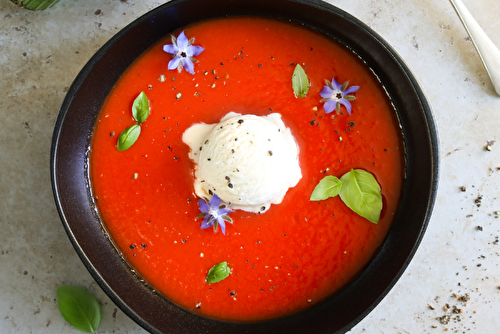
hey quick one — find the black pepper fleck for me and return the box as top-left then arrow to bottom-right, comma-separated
475,195 -> 483,207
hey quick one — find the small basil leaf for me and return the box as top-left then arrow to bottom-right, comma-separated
310,175 -> 342,201
56,285 -> 101,334
206,261 -> 230,283
132,91 -> 150,124
117,124 -> 141,151
12,0 -> 60,10
339,169 -> 382,224
292,64 -> 310,98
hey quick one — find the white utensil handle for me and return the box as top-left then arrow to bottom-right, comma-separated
450,0 -> 500,96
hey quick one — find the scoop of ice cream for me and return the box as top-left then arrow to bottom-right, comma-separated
182,112 -> 301,213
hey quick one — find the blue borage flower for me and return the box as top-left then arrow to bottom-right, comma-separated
320,78 -> 360,115
163,30 -> 204,75
197,194 -> 233,235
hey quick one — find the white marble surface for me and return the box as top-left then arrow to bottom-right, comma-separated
1,0 -> 499,333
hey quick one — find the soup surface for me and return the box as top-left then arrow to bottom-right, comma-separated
90,17 -> 403,321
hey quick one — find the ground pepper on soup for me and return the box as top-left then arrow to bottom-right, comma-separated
89,17 -> 404,321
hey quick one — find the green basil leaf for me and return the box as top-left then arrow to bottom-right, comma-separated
12,0 -> 60,10
132,91 -> 150,124
310,175 -> 342,201
206,261 -> 230,283
339,169 -> 383,224
117,124 -> 141,151
292,64 -> 310,98
56,285 -> 101,334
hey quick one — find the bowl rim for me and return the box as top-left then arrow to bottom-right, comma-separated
51,0 -> 439,333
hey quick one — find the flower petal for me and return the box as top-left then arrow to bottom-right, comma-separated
330,77 -> 342,91
168,56 -> 181,71
218,208 -> 233,216
186,45 -> 204,57
319,85 -> 334,99
163,44 -> 178,55
200,214 -> 213,229
338,98 -> 353,114
181,57 -> 195,75
200,222 -> 212,230
217,217 -> 226,235
176,30 -> 189,50
198,198 -> 209,213
323,98 -> 337,114
209,194 -> 221,209
343,85 -> 360,95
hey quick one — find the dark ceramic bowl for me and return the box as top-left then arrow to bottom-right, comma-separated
51,0 -> 439,333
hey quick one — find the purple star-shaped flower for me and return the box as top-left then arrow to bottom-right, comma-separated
320,78 -> 360,115
163,30 -> 204,75
197,194 -> 233,235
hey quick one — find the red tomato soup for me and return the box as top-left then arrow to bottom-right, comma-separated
90,17 -> 404,321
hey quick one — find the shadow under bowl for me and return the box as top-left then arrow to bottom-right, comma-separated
50,0 -> 439,333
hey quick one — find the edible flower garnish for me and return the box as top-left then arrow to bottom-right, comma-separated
320,78 -> 359,114
197,194 -> 233,235
163,30 -> 204,75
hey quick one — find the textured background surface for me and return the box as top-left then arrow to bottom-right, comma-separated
1,0 -> 499,333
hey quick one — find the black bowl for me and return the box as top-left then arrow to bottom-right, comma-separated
51,0 -> 439,333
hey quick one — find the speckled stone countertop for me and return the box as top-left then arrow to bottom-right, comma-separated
1,0 -> 499,333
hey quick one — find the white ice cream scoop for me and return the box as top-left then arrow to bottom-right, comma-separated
183,112 -> 302,213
